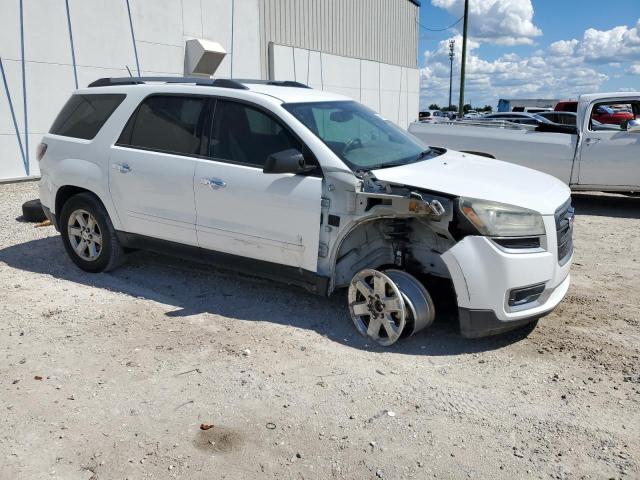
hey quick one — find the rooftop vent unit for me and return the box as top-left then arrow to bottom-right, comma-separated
185,38 -> 227,76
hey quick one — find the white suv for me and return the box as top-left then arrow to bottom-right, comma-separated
38,77 -> 574,345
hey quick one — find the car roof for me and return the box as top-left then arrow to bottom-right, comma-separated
79,77 -> 352,104
578,92 -> 640,103
243,83 -> 351,103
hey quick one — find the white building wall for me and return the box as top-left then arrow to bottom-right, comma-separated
270,44 -> 420,129
0,0 -> 419,181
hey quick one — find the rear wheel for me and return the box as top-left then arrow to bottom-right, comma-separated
60,193 -> 125,272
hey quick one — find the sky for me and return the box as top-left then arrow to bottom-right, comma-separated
418,0 -> 640,109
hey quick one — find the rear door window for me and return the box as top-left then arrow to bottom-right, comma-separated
50,94 -> 125,140
118,95 -> 206,156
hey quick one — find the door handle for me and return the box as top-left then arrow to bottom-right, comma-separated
200,177 -> 227,190
112,162 -> 131,173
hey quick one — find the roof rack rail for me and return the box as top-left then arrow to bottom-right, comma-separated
87,76 -> 249,90
234,79 -> 311,89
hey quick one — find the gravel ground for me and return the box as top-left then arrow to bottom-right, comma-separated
0,181 -> 638,480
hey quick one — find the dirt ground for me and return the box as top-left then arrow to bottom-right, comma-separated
0,181 -> 638,480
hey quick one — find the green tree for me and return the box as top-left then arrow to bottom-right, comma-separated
463,104 -> 472,113
428,103 -> 441,110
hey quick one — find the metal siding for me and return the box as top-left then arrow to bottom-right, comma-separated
260,0 -> 418,70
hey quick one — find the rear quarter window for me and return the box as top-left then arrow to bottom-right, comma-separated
50,94 -> 125,139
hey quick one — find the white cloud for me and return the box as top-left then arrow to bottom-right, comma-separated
431,0 -> 542,45
420,18 -> 640,108
579,20 -> 640,63
420,35 -> 609,108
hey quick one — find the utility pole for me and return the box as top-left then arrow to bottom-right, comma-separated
458,0 -> 469,117
448,39 -> 455,110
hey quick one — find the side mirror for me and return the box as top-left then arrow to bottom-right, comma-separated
626,119 -> 640,133
263,149 -> 316,174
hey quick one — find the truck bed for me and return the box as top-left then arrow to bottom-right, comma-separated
408,121 -> 578,185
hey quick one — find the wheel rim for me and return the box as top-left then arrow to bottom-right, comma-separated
348,269 -> 406,346
67,209 -> 102,262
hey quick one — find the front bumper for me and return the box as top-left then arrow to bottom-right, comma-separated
442,214 -> 572,337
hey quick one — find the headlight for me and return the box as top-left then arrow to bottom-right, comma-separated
458,197 -> 545,237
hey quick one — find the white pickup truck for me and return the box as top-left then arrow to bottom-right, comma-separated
409,93 -> 640,192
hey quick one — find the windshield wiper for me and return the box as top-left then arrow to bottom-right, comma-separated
361,149 -> 436,172
414,148 -> 433,161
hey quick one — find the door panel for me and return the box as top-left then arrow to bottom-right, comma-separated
109,147 -> 198,245
108,94 -> 207,245
578,130 -> 640,187
194,160 -> 322,271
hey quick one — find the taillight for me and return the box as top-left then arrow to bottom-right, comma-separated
36,142 -> 48,161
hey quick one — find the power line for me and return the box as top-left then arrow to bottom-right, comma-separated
417,15 -> 464,32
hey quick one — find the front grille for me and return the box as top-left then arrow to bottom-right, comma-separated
555,199 -> 574,265
493,236 -> 541,249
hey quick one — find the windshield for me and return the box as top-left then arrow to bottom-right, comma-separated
283,101 -> 432,170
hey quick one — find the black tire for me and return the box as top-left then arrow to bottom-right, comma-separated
59,193 -> 125,273
21,199 -> 47,222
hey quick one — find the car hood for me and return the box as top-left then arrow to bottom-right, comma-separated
372,150 -> 571,215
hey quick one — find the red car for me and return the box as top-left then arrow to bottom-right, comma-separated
555,101 -> 634,125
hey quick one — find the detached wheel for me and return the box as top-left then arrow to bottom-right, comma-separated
59,193 -> 125,273
348,269 -> 406,346
22,199 -> 47,222
384,269 -> 435,338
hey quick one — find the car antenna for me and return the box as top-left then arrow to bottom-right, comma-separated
125,65 -> 133,77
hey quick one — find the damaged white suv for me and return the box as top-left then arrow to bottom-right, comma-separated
38,77 -> 573,345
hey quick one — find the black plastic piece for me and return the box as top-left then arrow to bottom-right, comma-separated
116,231 -> 330,296
41,204 -> 59,231
493,237 -> 540,249
458,308 -> 546,338
328,215 -> 341,227
88,77 -> 249,90
233,79 -> 311,89
508,283 -> 545,307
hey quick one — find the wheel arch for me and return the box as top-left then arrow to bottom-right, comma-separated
49,156 -> 122,228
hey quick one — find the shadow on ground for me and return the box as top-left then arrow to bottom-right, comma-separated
572,192 -> 640,219
0,234 -> 535,357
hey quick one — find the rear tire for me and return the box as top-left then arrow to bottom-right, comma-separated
59,193 -> 125,272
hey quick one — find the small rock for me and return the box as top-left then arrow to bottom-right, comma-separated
376,469 -> 384,478
296,452 -> 302,459
386,410 -> 396,417
375,369 -> 385,375
242,349 -> 251,356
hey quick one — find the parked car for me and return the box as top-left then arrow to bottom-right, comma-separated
512,107 -> 553,114
479,112 -> 554,126
463,110 -> 481,118
537,111 -> 577,125
409,92 -> 640,192
538,111 -> 621,131
38,76 -> 573,345
555,100 -> 634,125
419,110 -> 447,122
